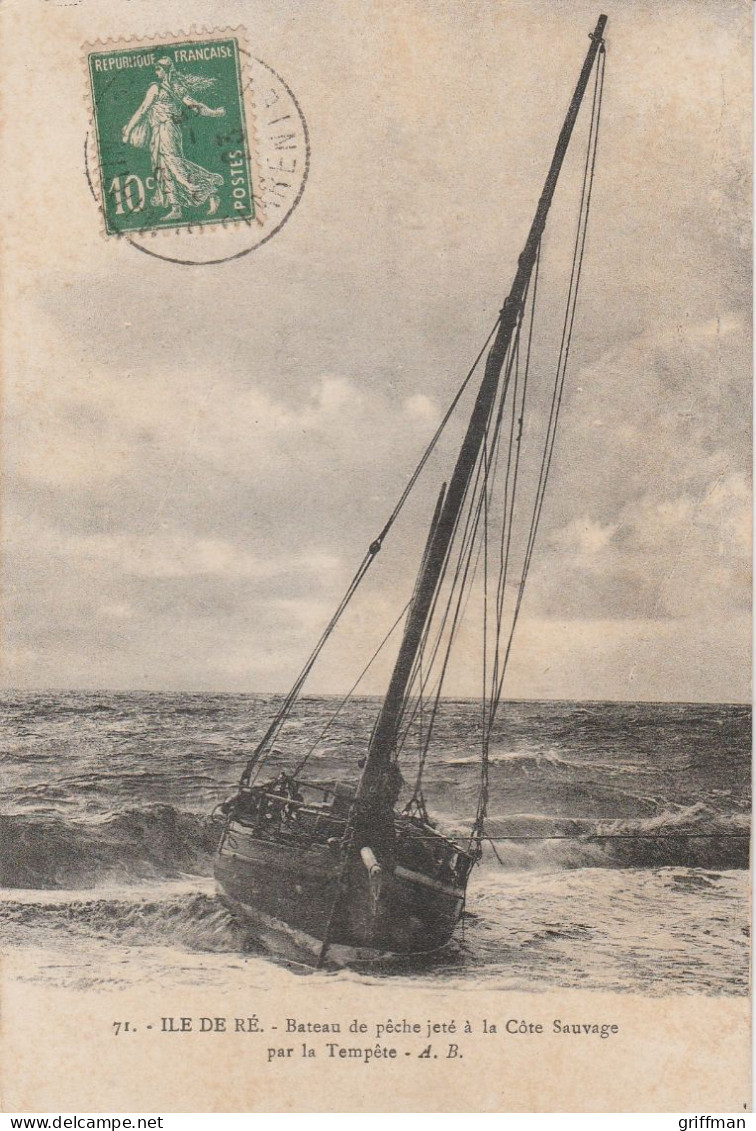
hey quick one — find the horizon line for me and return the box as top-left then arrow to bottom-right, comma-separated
0,686 -> 750,708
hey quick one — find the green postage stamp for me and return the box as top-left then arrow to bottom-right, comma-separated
87,35 -> 255,235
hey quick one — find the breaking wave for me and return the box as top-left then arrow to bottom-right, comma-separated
472,804 -> 750,871
0,800 -> 748,891
446,749 -> 577,768
0,805 -> 222,889
0,889 -> 265,954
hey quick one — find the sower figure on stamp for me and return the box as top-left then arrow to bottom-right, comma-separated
122,57 -> 226,221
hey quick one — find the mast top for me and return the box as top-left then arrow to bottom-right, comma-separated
356,14 -> 608,806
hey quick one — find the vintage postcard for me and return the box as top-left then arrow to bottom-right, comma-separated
0,0 -> 750,1115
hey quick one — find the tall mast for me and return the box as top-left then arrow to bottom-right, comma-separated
358,14 -> 607,804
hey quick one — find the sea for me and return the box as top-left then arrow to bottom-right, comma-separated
0,692 -> 750,995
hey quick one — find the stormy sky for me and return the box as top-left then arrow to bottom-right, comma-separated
2,0 -> 751,700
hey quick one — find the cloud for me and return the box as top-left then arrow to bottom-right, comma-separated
404,394 -> 440,426
14,522 -> 340,583
509,309 -> 750,619
549,518 -> 619,557
2,0 -> 750,699
5,303 -> 750,697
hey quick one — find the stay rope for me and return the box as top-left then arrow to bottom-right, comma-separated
471,42 -> 606,848
396,282 -> 533,791
291,597 -> 412,778
240,320 -> 501,784
396,313 -> 526,782
241,41 -> 606,826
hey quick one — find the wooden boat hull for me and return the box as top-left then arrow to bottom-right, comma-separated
216,895 -> 386,967
214,818 -> 469,963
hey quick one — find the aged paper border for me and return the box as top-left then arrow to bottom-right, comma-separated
0,0 -> 751,1114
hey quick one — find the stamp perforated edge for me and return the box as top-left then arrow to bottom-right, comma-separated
82,26 -> 263,241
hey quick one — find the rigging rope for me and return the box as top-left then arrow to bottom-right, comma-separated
240,41 -> 606,827
397,284 -> 531,783
291,597 -> 412,777
396,310 -> 526,770
488,241 -> 541,731
240,319 -> 502,784
470,42 -> 606,849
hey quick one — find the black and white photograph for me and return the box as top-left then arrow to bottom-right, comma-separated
0,0 -> 750,1114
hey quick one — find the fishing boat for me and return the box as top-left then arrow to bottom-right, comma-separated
214,14 -> 608,967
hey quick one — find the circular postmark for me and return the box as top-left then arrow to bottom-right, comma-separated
85,43 -> 309,266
